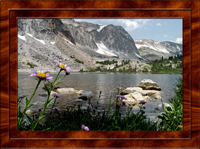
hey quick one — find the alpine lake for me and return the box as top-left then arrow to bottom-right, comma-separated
18,72 -> 182,120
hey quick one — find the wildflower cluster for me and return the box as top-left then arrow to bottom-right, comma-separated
116,95 -> 127,108
18,61 -> 71,131
85,103 -> 97,111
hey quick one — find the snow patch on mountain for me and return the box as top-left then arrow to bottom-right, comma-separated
135,52 -> 142,59
63,37 -> 75,46
176,45 -> 181,51
97,25 -> 107,32
96,42 -> 117,56
18,34 -> 26,41
135,44 -> 148,49
26,33 -> 45,45
135,40 -> 169,54
50,41 -> 55,45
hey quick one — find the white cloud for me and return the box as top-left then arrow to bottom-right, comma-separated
174,38 -> 182,44
156,23 -> 162,26
118,19 -> 150,31
170,38 -> 182,44
163,34 -> 168,37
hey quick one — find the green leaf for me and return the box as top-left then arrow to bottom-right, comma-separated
43,127 -> 51,131
17,117 -> 23,130
27,100 -> 39,109
24,113 -> 35,130
46,97 -> 55,108
53,81 -> 62,87
38,114 -> 46,121
43,83 -> 50,95
158,115 -> 163,119
25,97 -> 28,106
166,106 -> 172,111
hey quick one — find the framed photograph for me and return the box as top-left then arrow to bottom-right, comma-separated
1,0 -> 199,148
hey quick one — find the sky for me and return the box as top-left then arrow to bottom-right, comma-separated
75,19 -> 182,44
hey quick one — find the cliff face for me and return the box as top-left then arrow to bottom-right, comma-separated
92,25 -> 140,59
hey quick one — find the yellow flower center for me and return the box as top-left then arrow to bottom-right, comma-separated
59,63 -> 66,69
37,72 -> 46,78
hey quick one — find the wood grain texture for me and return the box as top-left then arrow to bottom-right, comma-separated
1,0 -> 199,148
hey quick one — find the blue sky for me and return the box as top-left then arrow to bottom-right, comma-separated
75,19 -> 182,44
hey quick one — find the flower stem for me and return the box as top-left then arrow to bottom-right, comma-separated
33,70 -> 61,130
18,79 -> 41,130
53,69 -> 62,85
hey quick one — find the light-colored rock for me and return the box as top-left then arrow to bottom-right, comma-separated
155,94 -> 162,100
155,102 -> 172,111
121,87 -> 147,96
145,90 -> 161,96
25,109 -> 35,115
123,92 -> 145,106
76,90 -> 93,100
123,100 -> 137,106
144,96 -> 151,100
131,92 -> 144,101
50,91 -> 57,96
75,99 -> 83,102
136,79 -> 161,91
56,88 -> 76,94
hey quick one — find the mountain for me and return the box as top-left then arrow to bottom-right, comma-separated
134,39 -> 182,61
89,24 -> 140,59
17,18 -> 143,72
17,18 -> 182,72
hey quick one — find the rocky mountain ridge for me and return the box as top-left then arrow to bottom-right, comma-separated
135,39 -> 182,61
18,18 -> 182,72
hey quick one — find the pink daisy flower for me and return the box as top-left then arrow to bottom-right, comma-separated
81,125 -> 89,131
29,70 -> 53,81
56,61 -> 68,71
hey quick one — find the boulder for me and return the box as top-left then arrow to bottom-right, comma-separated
144,96 -> 151,100
25,109 -> 35,115
136,79 -> 161,91
155,93 -> 162,100
56,88 -> 76,94
131,92 -> 145,101
145,90 -> 161,96
50,91 -> 57,97
53,85 -> 60,90
76,90 -> 93,100
121,87 -> 147,96
123,92 -> 145,105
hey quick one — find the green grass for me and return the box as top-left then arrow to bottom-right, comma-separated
27,62 -> 37,68
157,77 -> 183,131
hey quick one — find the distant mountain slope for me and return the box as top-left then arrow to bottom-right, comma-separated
134,39 -> 182,61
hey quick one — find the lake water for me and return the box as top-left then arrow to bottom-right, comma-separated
18,73 -> 182,115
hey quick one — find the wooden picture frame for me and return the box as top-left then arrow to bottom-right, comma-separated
1,0 -> 199,148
